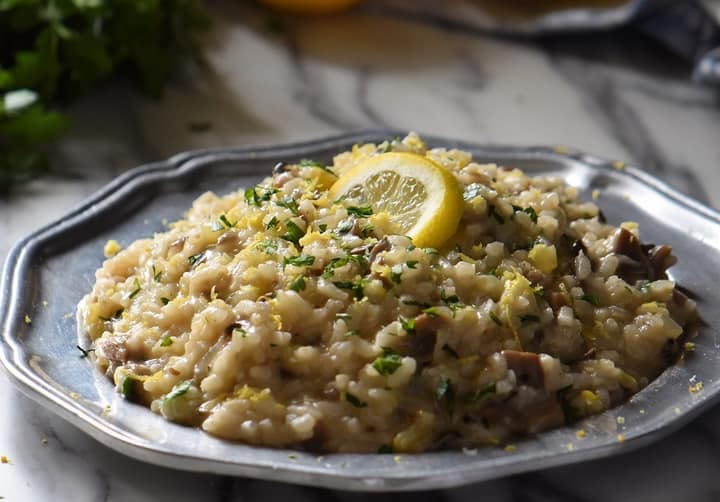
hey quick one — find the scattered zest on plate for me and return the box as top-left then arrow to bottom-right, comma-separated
78,132 -> 698,454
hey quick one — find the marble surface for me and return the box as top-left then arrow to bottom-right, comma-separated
2,2 -> 720,500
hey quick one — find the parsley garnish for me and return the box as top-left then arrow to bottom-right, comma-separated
283,254 -> 315,269
360,224 -> 375,238
390,264 -> 403,284
275,197 -> 300,216
256,240 -> 278,254
76,345 -> 95,358
299,158 -> 336,176
188,252 -> 206,267
266,216 -> 279,230
345,330 -> 359,337
345,392 -> 367,408
281,220 -> 305,245
152,265 -> 163,282
512,205 -> 538,224
422,306 -> 439,318
244,187 -> 260,206
128,278 -> 142,299
346,206 -> 373,217
372,348 -> 402,375
406,260 -> 419,269
467,383 -> 496,404
423,248 -> 439,255
161,297 -> 170,305
160,336 -> 173,347
577,294 -> 601,306
533,286 -> 545,298
289,275 -> 307,292
165,380 -> 192,401
318,223 -> 328,233
399,317 -> 416,335
489,311 -> 503,326
333,278 -> 366,300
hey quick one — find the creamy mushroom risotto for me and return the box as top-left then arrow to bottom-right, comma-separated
79,133 -> 696,453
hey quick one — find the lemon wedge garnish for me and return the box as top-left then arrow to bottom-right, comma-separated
329,152 -> 464,248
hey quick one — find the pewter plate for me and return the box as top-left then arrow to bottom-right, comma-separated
2,131 -> 720,492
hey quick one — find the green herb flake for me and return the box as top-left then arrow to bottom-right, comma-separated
333,278 -> 366,300
345,330 -> 359,337
489,311 -> 503,326
422,306 -> 440,318
76,345 -> 95,358
345,392 -> 367,408
299,158 -> 336,176
165,380 -> 192,401
161,297 -> 171,305
441,344 -> 459,358
283,254 -> 315,269
257,240 -> 279,255
406,260 -> 419,269
399,316 -> 416,335
289,275 -> 307,292
533,286 -> 545,298
346,206 -> 373,218
323,257 -> 350,278
577,294 -> 601,306
360,224 -> 375,239
188,252 -> 206,267
266,216 -> 280,230
423,248 -> 439,255
152,265 -> 163,282
275,197 -> 300,216
244,187 -> 260,206
128,278 -> 142,299
520,314 -> 540,324
318,223 -> 328,232
219,214 -> 235,229
281,220 -> 305,245
390,264 -> 404,284
467,383 -> 496,404
160,336 -> 173,347
372,348 -> 403,376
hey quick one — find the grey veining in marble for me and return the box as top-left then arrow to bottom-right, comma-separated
2,1 -> 720,500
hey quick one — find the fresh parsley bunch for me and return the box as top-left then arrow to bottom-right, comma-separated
0,0 -> 210,189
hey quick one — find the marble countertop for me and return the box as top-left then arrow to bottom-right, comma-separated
2,3 -> 720,500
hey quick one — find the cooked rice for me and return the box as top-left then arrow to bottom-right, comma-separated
78,133 -> 697,453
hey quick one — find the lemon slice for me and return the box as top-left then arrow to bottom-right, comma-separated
329,152 -> 464,248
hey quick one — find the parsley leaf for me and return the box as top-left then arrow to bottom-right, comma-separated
372,348 -> 403,375
282,254 -> 315,269
346,206 -> 373,217
281,220 -> 305,245
345,392 -> 367,408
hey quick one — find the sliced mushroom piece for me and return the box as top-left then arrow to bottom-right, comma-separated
369,237 -> 391,265
397,313 -> 443,361
647,245 -> 677,278
503,350 -> 544,388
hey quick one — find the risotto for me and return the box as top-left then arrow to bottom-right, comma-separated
78,133 -> 697,453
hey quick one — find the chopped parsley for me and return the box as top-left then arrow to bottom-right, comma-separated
512,205 -> 538,224
533,286 -> 545,298
467,383 -> 496,404
152,265 -> 163,282
244,187 -> 260,206
289,275 -> 307,292
441,343 -> 459,358
402,299 -> 431,308
577,294 -> 601,306
360,224 -> 375,238
275,197 -> 300,216
266,216 -> 279,230
165,380 -> 192,401
188,252 -> 206,267
372,348 -> 403,375
323,256 -> 351,278
345,392 -> 367,408
346,206 -> 373,218
488,204 -> 505,224
345,330 -> 359,337
160,336 -> 173,347
299,158 -> 336,176
282,254 -> 315,269
489,311 -> 503,326
281,220 -> 305,245
520,314 -> 540,324
76,345 -> 95,358
406,260 -> 419,269
422,306 -> 440,318
333,278 -> 366,300
390,264 -> 403,284
161,297 -> 170,305
256,239 -> 278,255
399,317 -> 416,335
318,223 -> 328,233
128,278 -> 142,299
423,247 -> 439,255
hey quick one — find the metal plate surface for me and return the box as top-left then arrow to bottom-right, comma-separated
2,131 -> 719,491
